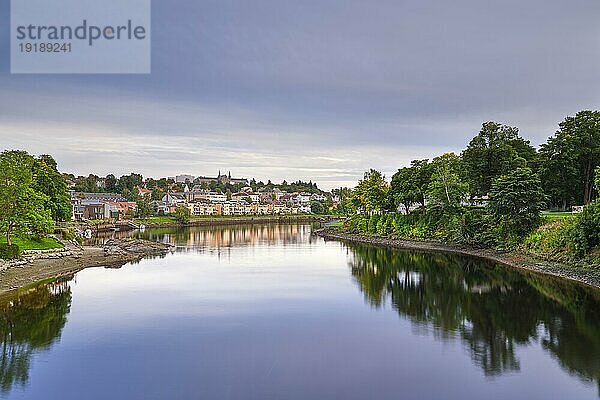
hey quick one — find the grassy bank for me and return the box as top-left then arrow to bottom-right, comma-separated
336,208 -> 600,271
0,235 -> 64,251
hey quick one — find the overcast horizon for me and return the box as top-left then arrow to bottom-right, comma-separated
1,0 -> 600,190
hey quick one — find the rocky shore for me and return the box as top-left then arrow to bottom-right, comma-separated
315,228 -> 600,289
0,238 -> 174,294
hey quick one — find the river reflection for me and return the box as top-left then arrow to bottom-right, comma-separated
0,281 -> 71,394
2,224 -> 600,399
348,243 -> 600,390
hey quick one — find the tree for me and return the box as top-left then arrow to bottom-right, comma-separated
32,155 -> 71,221
0,151 -> 54,246
105,174 -> 117,192
539,111 -> 600,207
173,205 -> 191,224
310,200 -> 324,214
352,170 -> 389,214
135,194 -> 154,219
462,122 -> 537,198
427,153 -> 468,215
487,167 -> 546,241
116,173 -> 144,200
389,159 -> 432,213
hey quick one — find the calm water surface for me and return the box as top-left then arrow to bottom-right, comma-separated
2,224 -> 600,399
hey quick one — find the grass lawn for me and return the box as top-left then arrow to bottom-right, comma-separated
0,235 -> 64,251
542,211 -> 575,222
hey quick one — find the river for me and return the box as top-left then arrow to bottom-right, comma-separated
1,223 -> 599,399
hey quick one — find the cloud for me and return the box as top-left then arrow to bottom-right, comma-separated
1,0 -> 600,189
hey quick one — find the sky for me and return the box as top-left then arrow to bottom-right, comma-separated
1,0 -> 600,190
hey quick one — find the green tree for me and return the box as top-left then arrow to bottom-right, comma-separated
135,194 -> 154,219
462,122 -> 537,198
0,151 -> 54,246
389,159 -> 432,213
487,167 -> 546,241
352,170 -> 389,214
310,200 -> 324,214
105,174 -> 117,192
32,155 -> 71,221
116,173 -> 144,200
539,111 -> 600,207
173,205 -> 191,224
427,153 -> 468,215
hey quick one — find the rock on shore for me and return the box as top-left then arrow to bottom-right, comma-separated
0,238 -> 174,294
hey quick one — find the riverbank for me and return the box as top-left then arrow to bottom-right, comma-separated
0,239 -> 173,294
315,228 -> 600,289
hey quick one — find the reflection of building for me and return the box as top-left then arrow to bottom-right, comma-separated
142,224 -> 311,249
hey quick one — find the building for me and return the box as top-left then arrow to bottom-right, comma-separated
195,171 -> 248,185
175,174 -> 195,183
70,192 -> 128,221
232,192 -> 260,203
104,201 -> 137,218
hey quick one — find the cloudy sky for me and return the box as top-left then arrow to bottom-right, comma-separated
1,0 -> 600,189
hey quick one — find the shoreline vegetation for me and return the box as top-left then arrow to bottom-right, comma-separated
315,227 -> 600,289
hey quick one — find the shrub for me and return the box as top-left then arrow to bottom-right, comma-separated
571,201 -> 600,256
0,243 -> 21,260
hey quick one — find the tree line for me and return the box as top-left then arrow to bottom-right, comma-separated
343,110 -> 600,256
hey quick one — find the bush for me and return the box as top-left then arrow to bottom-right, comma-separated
0,243 -> 21,260
571,201 -> 600,256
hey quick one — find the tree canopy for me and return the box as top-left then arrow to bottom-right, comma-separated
462,122 -> 537,198
352,169 -> 389,214
487,167 -> 546,241
426,153 -> 468,215
0,151 -> 54,246
539,110 -> 600,207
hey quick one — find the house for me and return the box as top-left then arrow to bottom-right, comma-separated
192,201 -> 217,216
232,192 -> 260,203
70,192 -> 128,221
152,200 -> 171,215
292,193 -> 311,207
73,202 -> 118,221
299,205 -> 312,214
138,187 -> 152,197
162,192 -> 187,206
104,201 -> 137,219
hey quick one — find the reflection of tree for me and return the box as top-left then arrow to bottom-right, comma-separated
0,280 -> 72,394
348,243 -> 600,386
